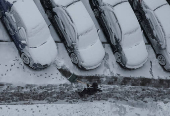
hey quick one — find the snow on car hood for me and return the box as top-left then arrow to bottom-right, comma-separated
102,0 -> 127,6
66,1 -> 94,35
143,0 -> 167,10
78,39 -> 105,68
53,0 -> 74,6
123,40 -> 148,67
113,1 -> 139,35
29,36 -> 57,65
78,26 -> 98,49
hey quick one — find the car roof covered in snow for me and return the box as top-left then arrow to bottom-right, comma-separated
113,1 -> 139,35
154,4 -> 170,38
102,0 -> 127,6
53,0 -> 74,6
12,0 -> 47,37
143,0 -> 167,10
66,1 -> 94,35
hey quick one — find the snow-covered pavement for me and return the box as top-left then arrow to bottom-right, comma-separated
0,101 -> 170,116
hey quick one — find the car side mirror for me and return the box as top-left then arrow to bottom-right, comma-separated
21,40 -> 26,44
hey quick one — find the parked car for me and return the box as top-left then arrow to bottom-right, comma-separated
40,0 -> 105,70
129,0 -> 170,71
167,0 -> 170,4
0,0 -> 58,70
90,0 -> 148,69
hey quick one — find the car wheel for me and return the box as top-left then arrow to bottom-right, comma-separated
115,52 -> 122,63
46,10 -> 53,19
93,9 -> 99,17
157,54 -> 166,66
21,53 -> 30,65
70,53 -> 79,64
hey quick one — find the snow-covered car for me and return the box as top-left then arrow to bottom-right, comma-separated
90,0 -> 148,69
40,0 -> 105,70
0,0 -> 58,70
129,0 -> 170,71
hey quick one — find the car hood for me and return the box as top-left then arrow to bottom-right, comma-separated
123,40 -> 148,68
78,39 -> 105,68
29,36 -> 57,65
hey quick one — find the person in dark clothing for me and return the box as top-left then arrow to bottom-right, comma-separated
78,82 -> 102,97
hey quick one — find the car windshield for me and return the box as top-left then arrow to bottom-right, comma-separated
122,28 -> 143,48
78,27 -> 98,49
28,24 -> 50,48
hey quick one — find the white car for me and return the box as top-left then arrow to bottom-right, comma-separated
130,0 -> 170,71
0,0 -> 58,69
90,0 -> 148,69
41,0 -> 105,70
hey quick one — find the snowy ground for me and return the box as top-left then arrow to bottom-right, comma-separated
0,101 -> 170,116
0,0 -> 169,86
0,83 -> 170,116
0,0 -> 170,115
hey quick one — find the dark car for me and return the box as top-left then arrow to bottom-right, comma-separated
40,0 -> 105,70
89,0 -> 148,69
129,0 -> 170,71
0,0 -> 58,70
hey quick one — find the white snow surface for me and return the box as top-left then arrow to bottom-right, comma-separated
154,4 -> 170,38
102,0 -> 127,6
123,40 -> 148,68
12,0 -> 48,39
29,35 -> 57,65
0,0 -> 169,83
53,0 -> 74,6
66,1 -> 94,35
0,102 -> 170,116
143,0 -> 167,10
78,26 -> 98,49
78,39 -> 105,68
0,43 -> 67,85
113,2 -> 139,35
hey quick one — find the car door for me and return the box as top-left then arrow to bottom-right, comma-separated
10,8 -> 27,50
101,6 -> 121,45
54,7 -> 77,48
145,9 -> 165,48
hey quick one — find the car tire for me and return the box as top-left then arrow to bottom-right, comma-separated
21,53 -> 30,65
157,54 -> 166,66
115,52 -> 122,63
70,53 -> 79,64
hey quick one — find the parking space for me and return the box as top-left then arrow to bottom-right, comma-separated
0,0 -> 169,85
